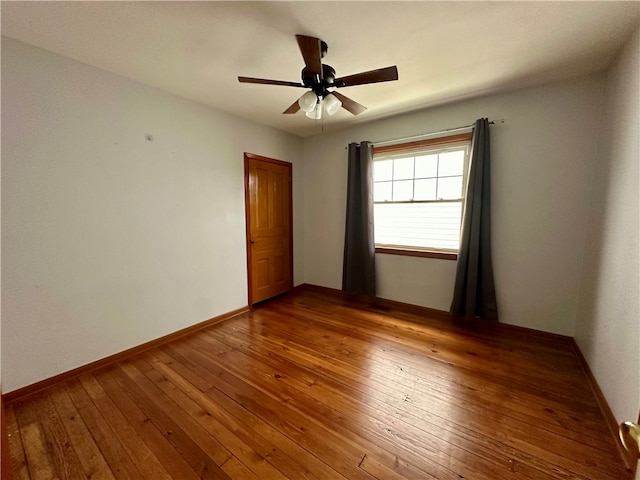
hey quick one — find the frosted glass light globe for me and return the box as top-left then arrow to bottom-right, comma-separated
298,91 -> 318,113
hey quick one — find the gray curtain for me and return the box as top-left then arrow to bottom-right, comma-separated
342,141 -> 376,296
450,118 -> 498,320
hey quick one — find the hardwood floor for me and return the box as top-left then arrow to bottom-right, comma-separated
5,288 -> 629,480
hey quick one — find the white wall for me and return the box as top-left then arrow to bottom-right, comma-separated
575,27 -> 639,426
1,37 -> 304,393
304,75 -> 605,335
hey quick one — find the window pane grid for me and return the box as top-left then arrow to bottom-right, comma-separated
373,147 -> 467,203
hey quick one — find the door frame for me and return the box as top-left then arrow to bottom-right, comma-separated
243,152 -> 294,306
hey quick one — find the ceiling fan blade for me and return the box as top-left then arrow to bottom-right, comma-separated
331,91 -> 367,116
295,34 -> 323,78
238,76 -> 305,87
334,66 -> 398,88
283,99 -> 301,114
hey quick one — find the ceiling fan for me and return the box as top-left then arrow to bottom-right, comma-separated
238,34 -> 398,120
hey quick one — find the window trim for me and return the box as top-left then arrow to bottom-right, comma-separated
375,246 -> 458,261
374,132 -> 472,155
372,132 -> 472,259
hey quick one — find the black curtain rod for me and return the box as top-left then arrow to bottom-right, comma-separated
347,119 -> 504,149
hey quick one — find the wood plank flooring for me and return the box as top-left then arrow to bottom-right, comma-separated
5,288 -> 629,480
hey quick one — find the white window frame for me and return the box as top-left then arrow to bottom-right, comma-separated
372,132 -> 472,260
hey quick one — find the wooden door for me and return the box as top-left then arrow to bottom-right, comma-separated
244,153 -> 293,305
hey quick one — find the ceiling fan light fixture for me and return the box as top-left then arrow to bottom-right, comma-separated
324,93 -> 342,116
298,91 -> 318,112
305,99 -> 323,120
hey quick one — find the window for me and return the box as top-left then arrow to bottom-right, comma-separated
373,133 -> 472,259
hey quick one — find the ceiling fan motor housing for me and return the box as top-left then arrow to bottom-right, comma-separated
301,64 -> 336,96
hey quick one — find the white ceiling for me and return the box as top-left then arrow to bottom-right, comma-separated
2,1 -> 639,138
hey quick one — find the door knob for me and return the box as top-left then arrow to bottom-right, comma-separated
619,421 -> 640,457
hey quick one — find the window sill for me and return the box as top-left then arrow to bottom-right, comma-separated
375,247 -> 458,261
